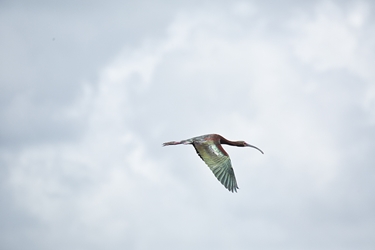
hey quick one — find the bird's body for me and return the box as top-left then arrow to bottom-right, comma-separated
163,134 -> 263,192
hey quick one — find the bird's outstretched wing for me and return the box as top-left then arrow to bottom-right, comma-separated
193,141 -> 239,192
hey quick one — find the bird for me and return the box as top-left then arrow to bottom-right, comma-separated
163,134 -> 263,192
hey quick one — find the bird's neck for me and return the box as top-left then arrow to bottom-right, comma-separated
219,136 -> 243,147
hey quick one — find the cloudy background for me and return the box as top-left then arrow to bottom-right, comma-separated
1,0 -> 375,249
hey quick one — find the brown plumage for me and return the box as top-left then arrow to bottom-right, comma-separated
162,134 -> 263,192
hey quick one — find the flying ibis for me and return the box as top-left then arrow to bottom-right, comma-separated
163,134 -> 263,192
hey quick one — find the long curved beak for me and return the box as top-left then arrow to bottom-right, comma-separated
245,143 -> 264,154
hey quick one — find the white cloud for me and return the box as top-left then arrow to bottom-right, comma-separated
232,1 -> 257,18
347,2 -> 369,28
2,1 -> 375,249
292,1 -> 375,128
291,2 -> 358,71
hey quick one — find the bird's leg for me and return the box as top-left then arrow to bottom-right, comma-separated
162,140 -> 191,146
162,141 -> 180,146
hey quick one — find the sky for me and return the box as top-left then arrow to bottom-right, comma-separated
1,0 -> 375,249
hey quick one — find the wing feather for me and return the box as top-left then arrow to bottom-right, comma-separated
193,141 -> 239,192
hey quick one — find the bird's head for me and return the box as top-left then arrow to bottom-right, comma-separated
244,142 -> 264,154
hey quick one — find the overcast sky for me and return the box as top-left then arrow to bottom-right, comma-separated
1,0 -> 375,249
